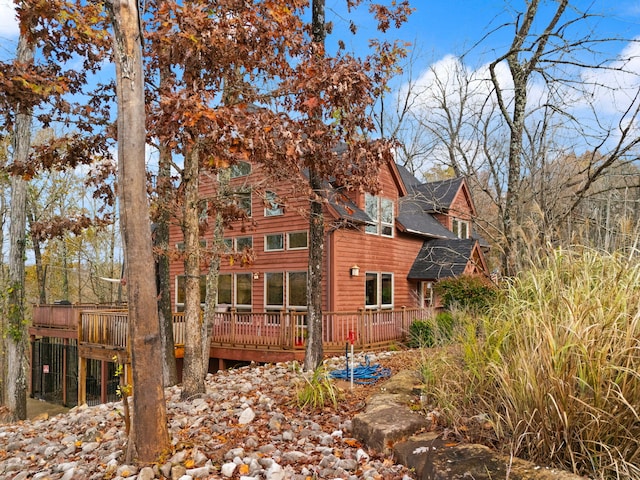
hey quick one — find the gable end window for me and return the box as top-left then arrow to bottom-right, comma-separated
365,194 -> 394,237
452,218 -> 470,239
229,161 -> 251,178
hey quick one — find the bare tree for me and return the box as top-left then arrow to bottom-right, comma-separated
387,1 -> 640,272
104,0 -> 169,463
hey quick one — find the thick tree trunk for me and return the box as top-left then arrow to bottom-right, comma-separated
105,0 -> 170,463
303,0 -> 326,371
304,171 -> 325,371
156,143 -> 178,387
181,147 -> 206,398
5,33 -> 34,422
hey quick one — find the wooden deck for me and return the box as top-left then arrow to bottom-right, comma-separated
31,305 -> 429,364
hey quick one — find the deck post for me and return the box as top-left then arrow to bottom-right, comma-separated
78,356 -> 87,406
230,308 -> 236,344
358,308 -> 365,347
62,338 -> 68,406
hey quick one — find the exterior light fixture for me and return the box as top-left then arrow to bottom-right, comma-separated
253,272 -> 259,280
350,265 -> 360,277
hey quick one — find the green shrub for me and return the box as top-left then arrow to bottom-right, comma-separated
408,311 -> 456,348
435,275 -> 498,313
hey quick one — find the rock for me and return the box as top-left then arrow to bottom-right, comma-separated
238,407 -> 256,424
394,432 -> 589,480
221,462 -> 237,477
352,405 -> 430,454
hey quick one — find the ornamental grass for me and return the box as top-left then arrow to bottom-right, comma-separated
420,248 -> 640,479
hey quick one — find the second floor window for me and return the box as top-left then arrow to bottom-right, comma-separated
452,218 -> 470,239
265,233 -> 284,251
233,190 -> 252,217
288,231 -> 308,249
265,191 -> 283,216
236,236 -> 253,252
365,194 -> 394,237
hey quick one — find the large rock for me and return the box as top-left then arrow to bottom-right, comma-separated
394,432 -> 587,480
355,370 -> 587,480
352,405 -> 430,454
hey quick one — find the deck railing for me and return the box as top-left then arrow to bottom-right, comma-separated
31,303 -> 111,330
77,306 -> 430,352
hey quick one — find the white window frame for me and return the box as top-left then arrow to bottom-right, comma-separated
364,193 -> 394,238
265,233 -> 284,252
265,272 -> 284,312
287,231 -> 308,250
452,218 -> 470,239
235,236 -> 253,252
234,272 -> 253,311
264,191 -> 283,217
364,272 -> 394,310
287,271 -> 308,310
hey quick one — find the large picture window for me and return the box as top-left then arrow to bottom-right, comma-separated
235,273 -> 252,310
365,194 -> 394,237
175,274 -> 207,311
218,274 -> 232,305
365,272 -> 394,309
265,272 -> 284,309
288,271 -> 307,309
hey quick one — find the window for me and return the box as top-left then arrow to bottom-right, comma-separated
288,271 -> 307,309
236,236 -> 253,252
175,240 -> 207,252
230,161 -> 251,178
175,274 -> 207,310
265,191 -> 283,216
365,272 -> 394,309
265,233 -> 284,252
452,218 -> 470,239
233,190 -> 252,217
235,273 -> 252,310
265,272 -> 284,309
222,238 -> 233,252
365,193 -> 394,237
218,274 -> 232,305
288,231 -> 308,249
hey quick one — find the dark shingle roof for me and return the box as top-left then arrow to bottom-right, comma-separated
413,177 -> 463,212
408,238 -> 477,280
397,196 -> 457,239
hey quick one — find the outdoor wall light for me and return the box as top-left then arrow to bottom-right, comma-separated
253,272 -> 260,280
350,265 -> 360,277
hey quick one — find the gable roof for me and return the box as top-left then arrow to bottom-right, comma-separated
408,238 -> 479,280
412,177 -> 465,212
396,196 -> 457,238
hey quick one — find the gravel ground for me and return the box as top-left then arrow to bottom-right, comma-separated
0,350 -> 419,480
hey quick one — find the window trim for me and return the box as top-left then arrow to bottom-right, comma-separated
235,272 -> 253,310
364,271 -> 394,310
287,230 -> 308,250
265,271 -> 284,311
452,218 -> 470,239
364,193 -> 395,238
265,233 -> 284,252
264,191 -> 284,217
287,271 -> 308,310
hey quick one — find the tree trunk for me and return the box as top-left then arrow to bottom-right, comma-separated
105,0 -> 170,463
155,142 -> 178,387
303,0 -> 326,371
181,147 -> 206,398
27,207 -> 47,304
5,33 -> 34,422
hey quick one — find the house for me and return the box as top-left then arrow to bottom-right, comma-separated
28,156 -> 489,407
168,157 -> 489,335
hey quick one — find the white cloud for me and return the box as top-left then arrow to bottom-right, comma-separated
0,0 -> 18,38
